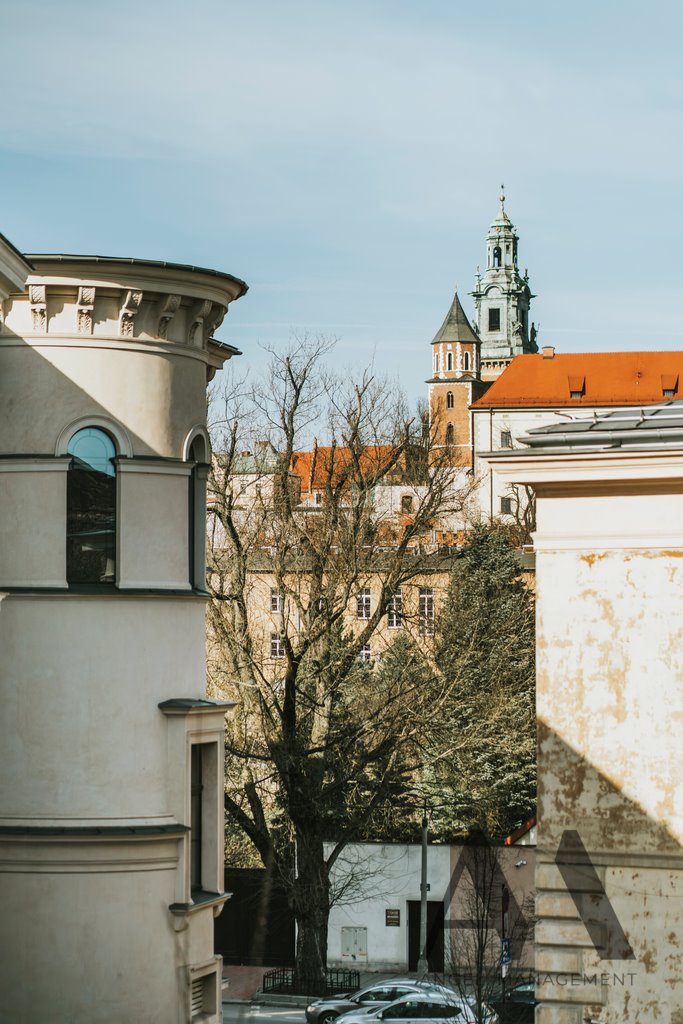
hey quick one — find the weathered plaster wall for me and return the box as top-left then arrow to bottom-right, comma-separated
532,482 -> 683,1023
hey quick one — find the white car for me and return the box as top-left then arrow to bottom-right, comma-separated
337,991 -> 499,1024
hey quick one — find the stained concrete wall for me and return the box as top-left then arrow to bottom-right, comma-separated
492,450 -> 683,1023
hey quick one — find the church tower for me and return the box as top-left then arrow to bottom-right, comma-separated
471,188 -> 537,381
426,290 -> 489,467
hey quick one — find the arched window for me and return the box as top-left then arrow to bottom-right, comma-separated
445,423 -> 454,445
446,391 -> 454,409
67,427 -> 117,584
463,352 -> 471,371
493,246 -> 502,268
446,352 -> 453,372
189,436 -> 209,590
435,353 -> 440,373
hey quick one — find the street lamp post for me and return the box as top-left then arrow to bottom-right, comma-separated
416,809 -> 429,979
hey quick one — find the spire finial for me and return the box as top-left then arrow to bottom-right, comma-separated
500,183 -> 506,211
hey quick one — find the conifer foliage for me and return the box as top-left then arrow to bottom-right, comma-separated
427,525 -> 536,840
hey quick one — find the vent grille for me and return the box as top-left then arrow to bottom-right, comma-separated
191,976 -> 205,1016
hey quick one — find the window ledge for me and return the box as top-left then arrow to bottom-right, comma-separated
159,697 -> 236,715
0,823 -> 190,839
169,890 -> 232,915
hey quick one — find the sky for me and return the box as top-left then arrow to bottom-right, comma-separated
2,0 -> 683,405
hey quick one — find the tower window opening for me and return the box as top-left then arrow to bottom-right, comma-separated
66,427 -> 117,584
488,308 -> 501,332
493,246 -> 502,268
446,352 -> 453,371
445,423 -> 454,445
434,353 -> 440,373
189,436 -> 208,591
463,352 -> 471,371
446,391 -> 454,409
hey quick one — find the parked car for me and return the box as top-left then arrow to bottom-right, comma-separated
337,991 -> 499,1024
488,981 -> 536,1024
306,980 -> 451,1024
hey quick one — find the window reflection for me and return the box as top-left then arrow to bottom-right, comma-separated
66,427 -> 117,584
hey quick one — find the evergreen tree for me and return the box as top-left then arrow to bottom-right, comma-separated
426,525 -> 536,840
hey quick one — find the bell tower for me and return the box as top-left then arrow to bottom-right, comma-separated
471,187 -> 537,381
426,289 -> 488,467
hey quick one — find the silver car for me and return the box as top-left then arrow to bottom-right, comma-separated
336,991 -> 499,1024
305,980 -> 449,1024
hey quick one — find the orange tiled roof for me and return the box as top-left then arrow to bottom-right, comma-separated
471,352 -> 683,408
291,445 -> 400,494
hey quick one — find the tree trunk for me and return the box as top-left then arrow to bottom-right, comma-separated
291,830 -> 330,995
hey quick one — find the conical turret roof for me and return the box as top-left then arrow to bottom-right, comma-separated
430,290 -> 479,346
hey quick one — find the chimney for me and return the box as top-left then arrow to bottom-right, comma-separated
542,346 -> 555,359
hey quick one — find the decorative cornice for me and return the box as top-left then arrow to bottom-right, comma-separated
120,289 -> 143,337
188,299 -> 213,346
157,292 -> 181,339
29,284 -> 47,333
188,300 -> 225,347
76,285 -> 96,334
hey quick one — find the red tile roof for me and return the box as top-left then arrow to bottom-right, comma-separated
472,352 -> 683,408
291,444 -> 400,494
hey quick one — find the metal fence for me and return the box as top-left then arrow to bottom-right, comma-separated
261,967 -> 360,996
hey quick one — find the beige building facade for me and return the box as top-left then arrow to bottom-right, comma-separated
0,237 -> 246,1022
488,404 -> 683,1023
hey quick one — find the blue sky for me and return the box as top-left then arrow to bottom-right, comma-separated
2,0 -> 682,404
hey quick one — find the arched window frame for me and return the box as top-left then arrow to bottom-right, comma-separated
445,423 -> 454,445
65,426 -> 118,586
446,391 -> 454,409
463,352 -> 471,371
446,351 -> 453,372
493,246 -> 502,268
184,425 -> 211,592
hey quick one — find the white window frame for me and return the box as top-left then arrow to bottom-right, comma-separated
271,633 -> 285,658
387,590 -> 403,629
360,643 -> 372,664
419,587 -> 434,636
356,587 -> 372,620
270,588 -> 282,613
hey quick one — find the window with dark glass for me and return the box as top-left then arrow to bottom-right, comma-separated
501,496 -> 513,514
445,423 -> 454,445
190,743 -> 203,890
446,391 -> 454,409
271,633 -> 285,658
66,427 -> 117,584
446,352 -> 453,371
493,246 -> 502,267
500,430 -> 512,449
401,494 -> 414,514
488,308 -> 501,331
188,436 -> 208,590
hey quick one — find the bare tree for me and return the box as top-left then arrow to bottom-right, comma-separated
445,841 -> 534,1024
207,337 -> 474,991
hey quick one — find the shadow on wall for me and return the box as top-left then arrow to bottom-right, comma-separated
0,329 -> 206,459
534,724 -> 683,1020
